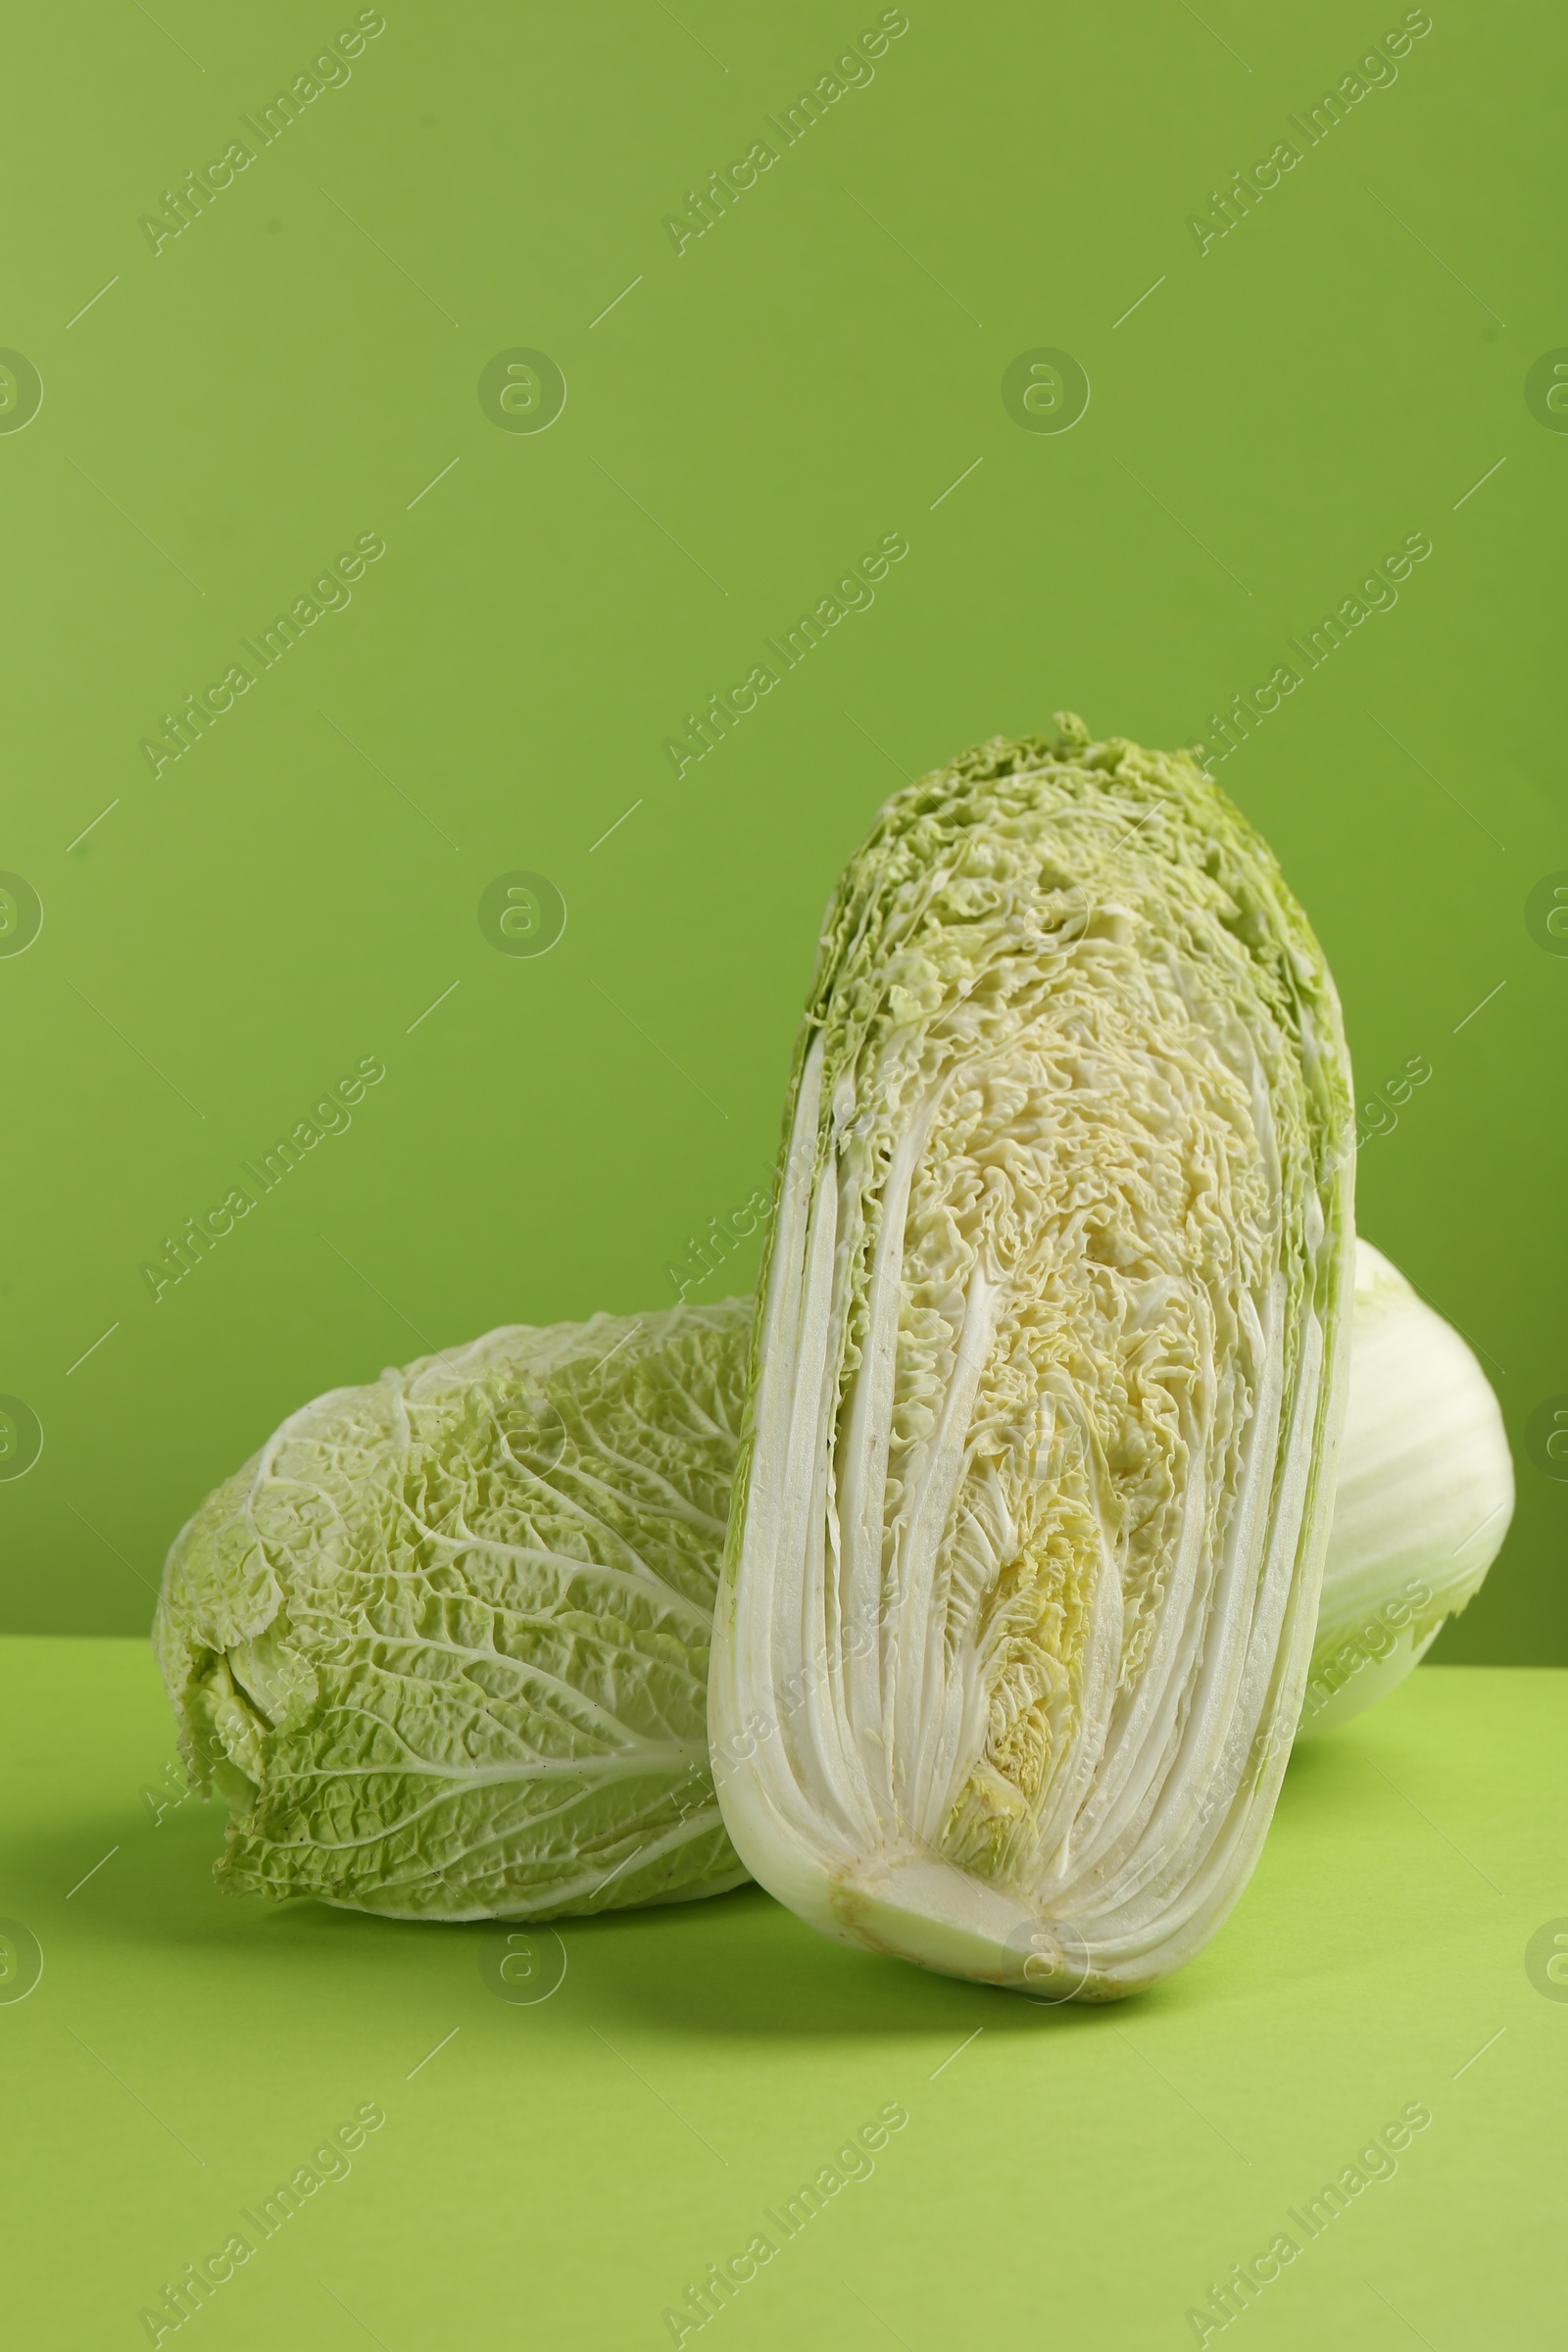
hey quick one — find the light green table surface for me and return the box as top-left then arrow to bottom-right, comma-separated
1,1641 -> 1560,2349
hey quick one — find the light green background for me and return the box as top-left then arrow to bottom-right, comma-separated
3,1643 -> 1561,2348
1,0 -> 1563,1654
3,10 -> 1565,2343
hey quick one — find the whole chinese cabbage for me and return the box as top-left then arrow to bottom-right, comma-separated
155,1303 -> 751,1919
709,722 -> 1356,1997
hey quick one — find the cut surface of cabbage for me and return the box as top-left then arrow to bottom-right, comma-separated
710,723 -> 1356,1997
155,1303 -> 751,1919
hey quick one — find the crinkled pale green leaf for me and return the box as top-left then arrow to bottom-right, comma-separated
155,1303 -> 752,1920
710,722 -> 1356,1997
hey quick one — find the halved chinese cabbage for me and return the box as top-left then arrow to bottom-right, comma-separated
709,722 -> 1356,1997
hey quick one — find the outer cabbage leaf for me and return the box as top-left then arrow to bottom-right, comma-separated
154,1303 -> 751,1919
1298,1239 -> 1514,1734
710,722 -> 1356,1997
